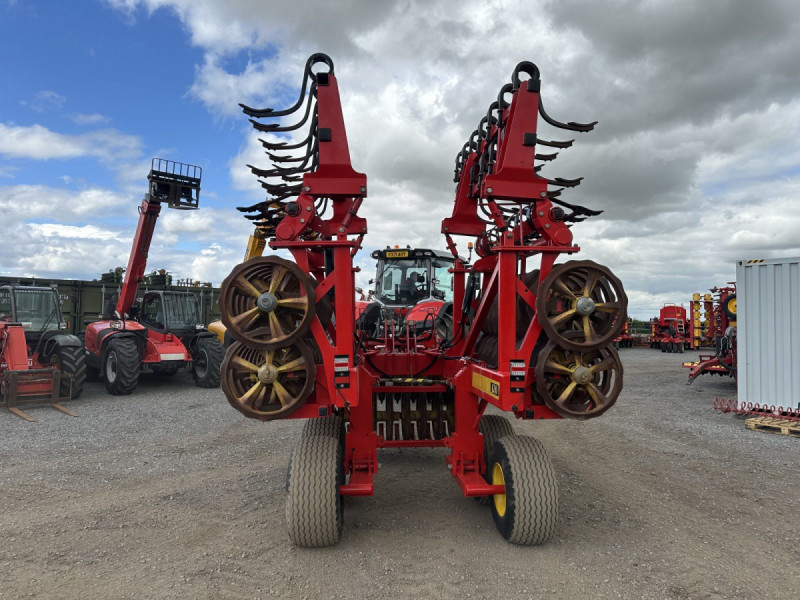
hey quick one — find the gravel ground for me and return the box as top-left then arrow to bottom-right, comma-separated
1,348 -> 798,600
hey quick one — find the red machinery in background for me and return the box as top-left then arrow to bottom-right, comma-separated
650,304 -> 690,352
219,55 -> 627,546
684,284 -> 737,382
82,160 -> 224,395
614,318 -> 634,348
1,285 -> 85,421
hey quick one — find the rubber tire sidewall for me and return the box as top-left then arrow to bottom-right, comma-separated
192,337 -> 224,388
489,435 -> 559,545
103,337 -> 141,396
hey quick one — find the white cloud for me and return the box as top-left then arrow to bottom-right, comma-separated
0,123 -> 142,162
28,223 -> 119,241
21,90 -> 66,113
0,165 -> 18,178
69,112 -> 112,126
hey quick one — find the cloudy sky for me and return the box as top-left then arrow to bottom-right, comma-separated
2,0 -> 800,318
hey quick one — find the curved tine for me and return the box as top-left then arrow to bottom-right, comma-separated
236,200 -> 269,213
478,115 -> 491,140
262,183 -> 302,195
248,85 -> 316,133
281,174 -> 303,182
538,98 -> 597,133
259,126 -> 315,150
266,152 -> 306,163
546,176 -> 583,188
497,82 -> 514,110
538,138 -> 574,149
511,60 -> 541,91
485,100 -> 500,131
469,129 -> 481,150
239,53 -> 329,117
534,165 -> 543,173
535,152 -> 558,161
547,188 -> 564,197
548,195 -> 604,217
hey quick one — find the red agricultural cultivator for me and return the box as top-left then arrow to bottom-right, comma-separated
219,54 -> 628,546
650,304 -> 690,353
683,284 -> 737,383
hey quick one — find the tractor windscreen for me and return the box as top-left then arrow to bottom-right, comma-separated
432,260 -> 454,302
377,258 -> 430,305
165,293 -> 201,330
12,288 -> 60,332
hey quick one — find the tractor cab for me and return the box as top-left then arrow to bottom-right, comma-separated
370,247 -> 455,307
1,285 -> 85,419
139,291 -> 203,336
357,248 -> 456,340
0,286 -> 66,345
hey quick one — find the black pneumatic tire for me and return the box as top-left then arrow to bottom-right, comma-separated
192,337 -> 225,388
103,337 -> 141,395
488,435 -> 559,545
287,415 -> 345,492
476,415 -> 514,506
51,345 -> 86,399
286,435 -> 344,547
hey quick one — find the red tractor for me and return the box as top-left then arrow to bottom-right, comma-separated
651,304 -> 690,353
1,285 -> 85,421
82,159 -> 224,395
355,247 -> 455,344
219,55 -> 627,546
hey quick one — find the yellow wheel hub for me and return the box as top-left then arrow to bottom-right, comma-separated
492,463 -> 507,517
727,298 -> 737,315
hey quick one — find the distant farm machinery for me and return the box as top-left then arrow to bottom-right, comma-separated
683,284 -> 737,383
649,304 -> 690,352
218,54 -> 628,546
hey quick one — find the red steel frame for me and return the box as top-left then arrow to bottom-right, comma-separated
268,72 -> 571,498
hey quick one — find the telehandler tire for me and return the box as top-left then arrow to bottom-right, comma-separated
103,337 -> 140,396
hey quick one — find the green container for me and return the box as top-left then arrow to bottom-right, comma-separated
0,275 -> 221,333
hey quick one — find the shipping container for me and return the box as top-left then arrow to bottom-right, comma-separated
0,275 -> 221,333
736,257 -> 800,410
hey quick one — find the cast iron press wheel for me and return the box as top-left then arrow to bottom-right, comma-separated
103,337 -> 141,395
192,336 -> 225,388
535,332 -> 623,419
221,340 -> 316,421
535,261 -> 627,351
476,415 -> 514,506
286,434 -> 344,547
219,256 -> 317,350
48,345 -> 87,399
488,435 -> 559,545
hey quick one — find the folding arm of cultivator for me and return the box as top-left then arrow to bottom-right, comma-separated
219,54 -> 628,547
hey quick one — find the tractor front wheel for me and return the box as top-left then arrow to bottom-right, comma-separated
286,435 -> 343,547
50,345 -> 86,399
104,337 -> 140,395
192,337 -> 224,388
488,435 -> 558,545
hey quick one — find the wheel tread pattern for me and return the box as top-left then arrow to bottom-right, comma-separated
492,435 -> 559,545
56,346 -> 86,399
193,337 -> 224,388
104,337 -> 141,396
285,435 -> 343,547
